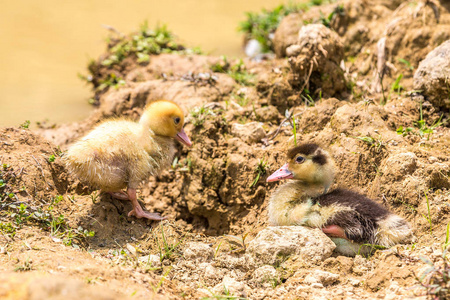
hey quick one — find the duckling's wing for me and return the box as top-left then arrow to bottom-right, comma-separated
324,209 -> 376,244
313,189 -> 387,244
317,189 -> 391,219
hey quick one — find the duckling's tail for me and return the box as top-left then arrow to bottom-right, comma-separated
64,143 -> 120,190
375,214 -> 413,247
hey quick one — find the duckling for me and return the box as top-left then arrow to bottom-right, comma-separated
65,100 -> 192,221
266,143 -> 412,256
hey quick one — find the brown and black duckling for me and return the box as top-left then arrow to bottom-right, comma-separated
65,100 -> 192,221
266,143 -> 412,256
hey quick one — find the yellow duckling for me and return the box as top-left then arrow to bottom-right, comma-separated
65,100 -> 192,221
267,143 -> 412,256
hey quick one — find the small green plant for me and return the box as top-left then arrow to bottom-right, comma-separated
14,257 -> 34,272
318,5 -> 344,28
1,194 -> 94,248
214,240 -> 224,258
300,88 -> 316,106
355,136 -> 385,152
48,154 -> 56,163
397,198 -> 418,215
422,190 -> 433,235
149,266 -> 172,293
238,1 -> 330,53
0,222 -> 17,239
10,203 -> 31,226
232,92 -> 249,107
201,285 -> 247,300
49,214 -> 66,236
409,243 -> 418,251
250,158 -> 269,188
210,58 -> 255,86
100,22 -> 188,67
96,73 -> 126,92
90,191 -> 99,204
85,277 -> 100,285
171,157 -> 192,173
391,74 -> 404,94
358,243 -> 387,256
154,223 -> 186,262
347,79 -> 363,101
398,58 -> 414,70
252,102 -> 260,121
228,60 -> 255,86
171,156 -> 180,169
444,223 -> 450,251
397,101 -> 443,140
49,195 -> 64,210
223,232 -> 250,253
19,120 -> 30,129
292,114 -> 297,146
211,56 -> 230,73
415,101 -> 443,140
263,275 -> 281,288
189,106 -> 215,127
60,226 -> 95,247
414,253 -> 450,299
141,254 -> 160,273
238,4 -> 301,53
396,125 -> 414,136
379,70 -> 387,105
347,56 -> 356,64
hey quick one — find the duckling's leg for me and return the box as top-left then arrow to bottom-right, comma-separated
322,225 -> 348,239
126,188 -> 168,221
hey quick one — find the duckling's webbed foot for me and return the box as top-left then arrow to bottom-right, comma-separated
322,225 -> 348,240
126,188 -> 168,221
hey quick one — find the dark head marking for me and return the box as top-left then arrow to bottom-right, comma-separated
287,143 -> 320,160
287,143 -> 328,165
312,151 -> 327,165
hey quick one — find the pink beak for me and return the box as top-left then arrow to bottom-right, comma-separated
176,128 -> 192,147
266,163 -> 294,182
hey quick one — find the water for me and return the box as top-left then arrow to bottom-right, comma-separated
0,0 -> 284,127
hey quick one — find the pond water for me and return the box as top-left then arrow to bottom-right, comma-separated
0,0 -> 284,127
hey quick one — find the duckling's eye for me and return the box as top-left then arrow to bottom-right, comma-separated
295,156 -> 305,164
174,117 -> 181,125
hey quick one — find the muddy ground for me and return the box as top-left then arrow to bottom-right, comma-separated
1,0 -> 450,299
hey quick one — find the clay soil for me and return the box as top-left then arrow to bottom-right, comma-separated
1,1 -> 450,299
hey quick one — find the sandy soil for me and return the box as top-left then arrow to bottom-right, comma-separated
1,0 -> 450,299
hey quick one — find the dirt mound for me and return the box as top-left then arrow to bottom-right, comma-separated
0,127 -> 69,202
273,0 -> 450,108
414,39 -> 450,110
286,24 -> 346,98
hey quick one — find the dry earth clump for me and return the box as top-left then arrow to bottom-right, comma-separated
286,24 -> 346,98
414,39 -> 450,110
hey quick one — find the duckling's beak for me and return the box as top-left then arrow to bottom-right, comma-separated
175,128 -> 192,147
266,163 -> 294,182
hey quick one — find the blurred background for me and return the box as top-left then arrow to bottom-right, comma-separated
0,0 -> 283,126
